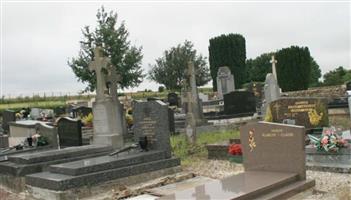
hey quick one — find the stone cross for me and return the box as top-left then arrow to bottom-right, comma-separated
270,55 -> 278,80
89,47 -> 110,100
106,64 -> 122,102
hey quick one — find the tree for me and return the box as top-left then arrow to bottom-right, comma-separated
323,66 -> 351,86
246,52 -> 274,82
148,41 -> 210,91
68,7 -> 143,92
309,57 -> 322,87
209,34 -> 246,90
275,46 -> 312,92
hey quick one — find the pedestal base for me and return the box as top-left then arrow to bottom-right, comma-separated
93,134 -> 123,149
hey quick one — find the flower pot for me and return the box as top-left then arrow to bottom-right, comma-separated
229,155 -> 243,163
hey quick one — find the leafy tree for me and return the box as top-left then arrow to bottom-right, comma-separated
323,66 -> 351,86
309,57 -> 322,87
209,34 -> 246,90
68,7 -> 143,92
148,41 -> 210,91
275,46 -> 312,92
246,52 -> 274,82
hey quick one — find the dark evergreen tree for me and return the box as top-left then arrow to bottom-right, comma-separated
275,46 -> 312,92
323,66 -> 351,86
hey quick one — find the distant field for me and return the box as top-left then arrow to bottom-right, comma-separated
0,101 -> 65,112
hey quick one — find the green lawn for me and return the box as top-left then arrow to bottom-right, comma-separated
170,129 -> 239,166
0,101 -> 65,112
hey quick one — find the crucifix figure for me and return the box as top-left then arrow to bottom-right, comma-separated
270,55 -> 278,80
106,64 -> 122,102
89,47 -> 111,100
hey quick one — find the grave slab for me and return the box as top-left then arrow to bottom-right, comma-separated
26,157 -> 180,191
158,171 -> 298,200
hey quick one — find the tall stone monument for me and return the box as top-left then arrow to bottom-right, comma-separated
182,61 -> 206,127
216,66 -> 235,99
262,55 -> 281,116
89,47 -> 123,149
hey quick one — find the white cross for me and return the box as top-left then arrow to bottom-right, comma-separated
88,47 -> 110,100
270,55 -> 278,80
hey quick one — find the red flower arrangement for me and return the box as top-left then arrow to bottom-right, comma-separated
228,144 -> 242,155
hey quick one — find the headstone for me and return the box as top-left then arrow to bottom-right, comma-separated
57,117 -> 82,147
133,100 -> 172,158
1,110 -> 16,134
168,108 -> 175,134
35,123 -> 59,148
240,121 -> 306,179
167,92 -> 179,107
53,106 -> 66,117
347,81 -> 351,119
216,66 -> 235,99
223,91 -> 256,115
30,108 -> 41,119
269,98 -> 329,129
198,93 -> 208,102
89,47 -> 124,149
262,73 -> 281,115
72,106 -> 92,118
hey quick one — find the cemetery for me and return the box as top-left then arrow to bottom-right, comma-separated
1,3 -> 350,200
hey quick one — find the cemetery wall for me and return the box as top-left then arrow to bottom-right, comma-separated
284,85 -> 347,100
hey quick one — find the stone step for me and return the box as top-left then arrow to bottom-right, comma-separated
49,150 -> 166,176
158,171 -> 299,200
8,145 -> 112,164
26,157 -> 180,191
256,179 -> 315,200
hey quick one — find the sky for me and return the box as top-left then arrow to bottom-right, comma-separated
1,1 -> 350,98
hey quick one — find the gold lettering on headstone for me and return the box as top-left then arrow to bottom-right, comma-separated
287,101 -> 316,113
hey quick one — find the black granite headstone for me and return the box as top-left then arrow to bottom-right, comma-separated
57,117 -> 82,147
1,110 -> 16,134
168,92 -> 179,107
168,108 -> 175,134
223,91 -> 256,115
133,100 -> 171,158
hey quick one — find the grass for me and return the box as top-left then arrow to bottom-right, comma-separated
0,101 -> 65,113
170,129 -> 239,166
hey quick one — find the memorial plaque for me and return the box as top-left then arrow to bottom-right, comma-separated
57,117 -> 82,147
240,121 -> 306,179
269,98 -> 328,129
133,100 -> 171,158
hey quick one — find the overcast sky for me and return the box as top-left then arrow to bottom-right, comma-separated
1,1 -> 350,97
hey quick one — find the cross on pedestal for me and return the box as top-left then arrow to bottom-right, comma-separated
106,64 -> 122,101
270,55 -> 278,80
89,47 -> 111,100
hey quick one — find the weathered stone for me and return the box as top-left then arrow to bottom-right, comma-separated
1,110 -> 16,134
216,66 -> 235,99
35,123 -> 58,148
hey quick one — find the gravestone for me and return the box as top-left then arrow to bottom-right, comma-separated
72,106 -> 92,118
347,81 -> 351,119
1,110 -> 16,134
223,91 -> 256,115
133,100 -> 171,158
35,123 -> 59,148
30,108 -> 41,119
89,47 -> 123,149
168,108 -> 175,134
269,98 -> 329,129
240,121 -> 306,179
167,92 -> 179,107
57,117 -> 82,147
160,121 -> 314,199
53,106 -> 66,117
216,66 -> 235,99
